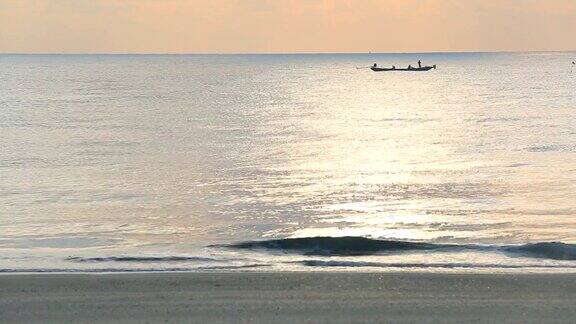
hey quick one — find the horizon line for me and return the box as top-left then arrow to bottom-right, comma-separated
1,49 -> 576,56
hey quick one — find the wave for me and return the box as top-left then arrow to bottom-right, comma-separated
297,260 -> 576,269
223,236 -> 576,260
219,236 -> 474,256
197,264 -> 271,270
67,256 -> 221,263
0,264 -> 270,273
503,242 -> 576,261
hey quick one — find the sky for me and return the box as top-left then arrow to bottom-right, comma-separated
1,0 -> 575,53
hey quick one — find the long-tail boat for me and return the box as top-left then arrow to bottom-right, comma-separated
371,65 -> 436,72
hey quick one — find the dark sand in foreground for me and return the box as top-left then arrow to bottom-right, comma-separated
1,272 -> 575,323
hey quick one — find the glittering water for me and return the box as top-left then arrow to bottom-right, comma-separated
1,52 -> 576,272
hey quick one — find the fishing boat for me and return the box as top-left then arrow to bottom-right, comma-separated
371,65 -> 436,72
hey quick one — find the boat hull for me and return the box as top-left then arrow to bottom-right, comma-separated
371,66 -> 435,72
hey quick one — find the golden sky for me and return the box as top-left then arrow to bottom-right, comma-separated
1,0 -> 575,53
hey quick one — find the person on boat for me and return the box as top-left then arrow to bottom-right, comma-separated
392,65 -> 396,70
408,64 -> 412,70
418,60 -> 422,68
373,63 -> 377,68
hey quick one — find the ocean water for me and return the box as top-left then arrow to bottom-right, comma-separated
1,52 -> 576,273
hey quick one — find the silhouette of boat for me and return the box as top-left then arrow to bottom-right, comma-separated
371,65 -> 436,72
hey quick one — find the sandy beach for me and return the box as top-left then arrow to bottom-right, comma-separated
1,272 -> 575,323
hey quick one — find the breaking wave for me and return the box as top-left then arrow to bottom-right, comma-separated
503,242 -> 576,261
223,237 -> 576,260
297,260 -> 576,269
219,237 -> 475,256
67,256 -> 221,263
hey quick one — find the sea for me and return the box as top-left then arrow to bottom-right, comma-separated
1,52 -> 576,273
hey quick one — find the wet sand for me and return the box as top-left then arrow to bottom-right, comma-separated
1,272 -> 575,323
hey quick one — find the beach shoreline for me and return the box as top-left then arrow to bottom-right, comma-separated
1,272 -> 575,323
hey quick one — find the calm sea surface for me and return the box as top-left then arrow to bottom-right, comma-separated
1,52 -> 576,272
